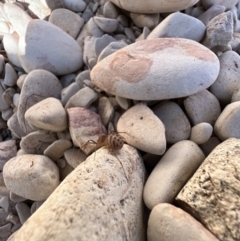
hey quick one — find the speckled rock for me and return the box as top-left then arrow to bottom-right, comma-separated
7,145 -> 146,241
18,19 -> 83,75
176,138 -> 240,241
91,38 -> 220,100
148,203 -> 219,241
117,103 -> 166,155
143,140 -> 205,209
3,154 -> 59,201
214,101 -> 240,141
109,0 -> 199,13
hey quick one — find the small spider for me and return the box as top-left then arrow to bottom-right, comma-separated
82,131 -> 129,180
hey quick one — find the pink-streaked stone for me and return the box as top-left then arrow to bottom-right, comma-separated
67,107 -> 106,155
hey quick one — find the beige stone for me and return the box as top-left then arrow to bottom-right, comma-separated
117,103 -> 166,155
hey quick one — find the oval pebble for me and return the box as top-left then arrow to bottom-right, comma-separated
214,101 -> 240,141
91,38 -> 220,100
153,101 -> 191,144
18,19 -> 83,75
25,97 -> 67,132
109,0 -> 199,13
148,203 -> 219,241
62,0 -> 86,12
190,123 -> 213,145
147,12 -> 206,42
15,203 -> 31,224
3,154 -> 60,201
93,16 -> 118,33
130,13 -> 159,29
117,103 -> 166,155
49,8 -> 84,39
143,140 -> 205,209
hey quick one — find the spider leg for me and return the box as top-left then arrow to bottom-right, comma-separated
81,140 -> 97,150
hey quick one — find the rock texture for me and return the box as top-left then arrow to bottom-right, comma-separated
8,145 -> 146,241
176,138 -> 240,241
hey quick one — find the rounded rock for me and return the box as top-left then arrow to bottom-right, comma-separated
143,140 -> 205,209
49,8 -> 84,39
18,19 -> 83,75
109,0 -> 199,13
153,101 -> 191,144
214,101 -> 240,141
190,122 -> 213,145
147,12 -> 206,42
91,38 -> 220,100
148,203 -> 219,241
25,97 -> 67,132
201,0 -> 239,10
117,103 -> 166,155
3,154 -> 60,201
210,51 -> 240,104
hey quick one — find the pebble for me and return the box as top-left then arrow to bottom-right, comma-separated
214,101 -> 240,141
67,107 -> 106,155
2,87 -> 16,106
10,192 -> 27,203
65,86 -> 98,109
61,82 -> 81,106
16,74 -> 27,89
184,89 -> 221,125
15,203 -> 31,224
147,12 -> 206,42
0,196 -> 9,212
18,19 -> 83,75
2,108 -> 13,121
40,0 -> 64,10
143,140 -> 205,209
94,34 -> 116,57
130,13 -> 159,29
17,69 -> 62,134
97,41 -> 127,62
49,8 -> 84,39
0,223 -> 12,238
198,5 -> 225,25
30,201 -> 44,214
202,11 -> 233,50
59,74 -> 76,88
0,84 -> 10,111
43,139 -> 72,161
3,154 -> 60,201
28,2 -> 51,20
20,130 -> 57,154
3,3 -> 32,36
0,55 -> 4,75
8,145 -> 146,241
153,101 -> 191,144
190,123 -> 213,145
201,0 -> 239,10
64,148 -> 87,169
103,1 -> 119,19
0,140 -> 17,171
210,51 -> 240,104
25,97 -> 67,132
109,0 -> 199,13
6,213 -> 19,225
176,138 -> 240,241
4,63 -> 17,87
62,0 -> 86,12
98,96 -> 114,126
115,95 -> 130,110
91,38 -> 220,100
231,88 -> 240,102
93,16 -> 118,33
117,103 -> 166,155
76,17 -> 104,46
7,113 -> 25,139
199,136 -> 221,156
148,203 -> 219,241
2,33 -> 21,68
